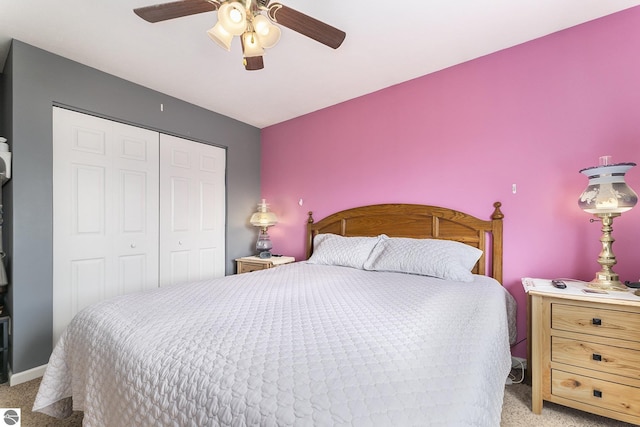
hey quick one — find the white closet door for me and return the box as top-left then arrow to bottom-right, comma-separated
159,134 -> 226,286
52,107 -> 159,345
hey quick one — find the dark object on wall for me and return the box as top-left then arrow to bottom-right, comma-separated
0,314 -> 9,383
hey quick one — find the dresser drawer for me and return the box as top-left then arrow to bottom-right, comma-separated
552,336 -> 640,380
238,262 -> 269,273
552,369 -> 640,417
236,256 -> 295,275
552,303 -> 640,342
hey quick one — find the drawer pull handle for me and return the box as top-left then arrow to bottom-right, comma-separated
592,318 -> 602,326
593,390 -> 603,398
592,354 -> 602,361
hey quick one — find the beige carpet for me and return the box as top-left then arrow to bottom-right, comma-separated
0,378 -> 635,426
0,379 -> 83,427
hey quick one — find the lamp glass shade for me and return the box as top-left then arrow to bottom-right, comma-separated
249,211 -> 277,227
218,2 -> 247,36
253,14 -> 281,49
578,163 -> 638,214
242,32 -> 264,58
249,199 -> 278,227
207,23 -> 233,51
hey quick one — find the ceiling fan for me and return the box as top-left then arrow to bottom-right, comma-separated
134,0 -> 346,71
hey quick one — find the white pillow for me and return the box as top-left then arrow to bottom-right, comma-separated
363,236 -> 483,282
307,234 -> 382,269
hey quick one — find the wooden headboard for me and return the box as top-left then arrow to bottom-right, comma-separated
306,202 -> 504,283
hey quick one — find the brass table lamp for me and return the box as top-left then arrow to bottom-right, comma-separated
578,158 -> 637,291
249,199 -> 278,258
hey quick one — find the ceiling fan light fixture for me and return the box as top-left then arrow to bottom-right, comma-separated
218,1 -> 247,36
242,31 -> 264,57
207,23 -> 233,51
253,14 -> 281,49
134,0 -> 346,71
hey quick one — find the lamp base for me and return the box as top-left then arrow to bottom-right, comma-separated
255,227 -> 273,259
586,213 -> 629,292
587,277 -> 628,292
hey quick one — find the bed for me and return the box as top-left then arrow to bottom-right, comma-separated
34,202 -> 516,426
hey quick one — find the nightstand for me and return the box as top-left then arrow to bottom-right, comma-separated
235,256 -> 295,274
523,278 -> 640,425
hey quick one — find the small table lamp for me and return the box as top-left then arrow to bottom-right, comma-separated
578,158 -> 638,291
250,199 -> 278,258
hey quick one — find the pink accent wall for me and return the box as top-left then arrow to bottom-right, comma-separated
260,7 -> 640,358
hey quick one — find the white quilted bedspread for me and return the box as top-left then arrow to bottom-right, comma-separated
34,263 -> 515,426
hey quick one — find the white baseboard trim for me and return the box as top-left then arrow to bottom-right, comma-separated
9,364 -> 47,386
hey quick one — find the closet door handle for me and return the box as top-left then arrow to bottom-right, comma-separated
130,243 -> 136,248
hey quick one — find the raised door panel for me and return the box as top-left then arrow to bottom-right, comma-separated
73,165 -> 106,235
71,258 -> 106,313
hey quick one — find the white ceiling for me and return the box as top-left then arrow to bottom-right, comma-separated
1,1 -> 640,128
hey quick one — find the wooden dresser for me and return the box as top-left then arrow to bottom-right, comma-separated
525,278 -> 640,425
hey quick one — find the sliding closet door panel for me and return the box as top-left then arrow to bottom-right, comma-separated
53,107 -> 159,345
160,134 -> 226,286
195,144 -> 225,280
113,121 -> 160,293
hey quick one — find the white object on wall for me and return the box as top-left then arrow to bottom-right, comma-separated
0,137 -> 10,183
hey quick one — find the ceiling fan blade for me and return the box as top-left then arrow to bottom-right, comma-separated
267,3 -> 345,49
134,0 -> 219,23
244,56 -> 264,71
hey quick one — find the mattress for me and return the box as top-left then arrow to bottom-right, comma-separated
34,262 -> 516,426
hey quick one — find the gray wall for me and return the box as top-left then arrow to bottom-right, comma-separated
2,40 -> 262,375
